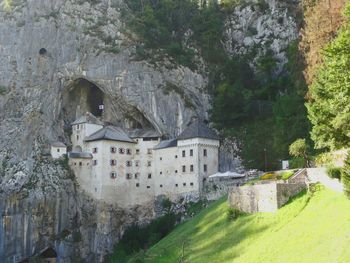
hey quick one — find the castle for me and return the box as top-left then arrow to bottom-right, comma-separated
57,112 -> 220,208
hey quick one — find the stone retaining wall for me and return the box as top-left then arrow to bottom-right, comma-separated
228,181 -> 306,213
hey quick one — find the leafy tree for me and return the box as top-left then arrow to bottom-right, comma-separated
307,4 -> 350,150
289,138 -> 310,167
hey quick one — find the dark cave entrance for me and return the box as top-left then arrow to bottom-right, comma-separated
62,78 -> 105,123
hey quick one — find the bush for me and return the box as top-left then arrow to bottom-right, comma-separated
260,172 -> 276,180
326,166 -> 342,180
289,157 -> 305,169
226,207 -> 244,221
280,170 -> 295,180
342,151 -> 350,198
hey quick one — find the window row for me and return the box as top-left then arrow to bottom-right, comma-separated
134,182 -> 194,188
91,147 -> 153,155
92,160 -> 152,167
110,172 -> 152,179
160,149 -> 207,160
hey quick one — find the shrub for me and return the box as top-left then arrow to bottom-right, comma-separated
226,207 -> 243,221
289,157 -> 305,169
260,172 -> 276,180
326,166 -> 342,180
342,151 -> 350,198
280,170 -> 295,180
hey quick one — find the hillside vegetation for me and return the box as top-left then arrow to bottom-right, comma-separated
126,187 -> 350,263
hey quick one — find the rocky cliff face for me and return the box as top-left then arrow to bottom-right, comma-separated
0,0 -> 299,261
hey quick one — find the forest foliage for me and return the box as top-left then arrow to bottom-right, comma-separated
124,0 -> 310,170
307,3 -> 350,151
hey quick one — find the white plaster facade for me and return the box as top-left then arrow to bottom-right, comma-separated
68,113 -> 220,208
50,143 -> 67,159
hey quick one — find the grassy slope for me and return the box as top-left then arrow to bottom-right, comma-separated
135,188 -> 350,263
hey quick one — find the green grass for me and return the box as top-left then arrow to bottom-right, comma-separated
128,188 -> 350,263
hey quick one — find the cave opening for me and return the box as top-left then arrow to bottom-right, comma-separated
62,78 -> 104,123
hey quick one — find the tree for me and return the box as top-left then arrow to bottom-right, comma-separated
289,138 -> 310,167
342,151 -> 350,198
307,5 -> 350,150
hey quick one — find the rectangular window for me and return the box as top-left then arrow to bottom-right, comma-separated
147,161 -> 151,167
148,173 -> 152,179
175,155 -> 178,158
147,186 -> 151,189
182,165 -> 186,173
160,171 -> 162,175
147,148 -> 152,154
135,160 -> 140,167
110,147 -> 116,153
126,148 -> 132,155
126,161 -> 132,167
136,149 -> 140,154
136,183 -> 140,187
190,149 -> 193,156
79,162 -> 82,166
204,149 -> 207,157
126,173 -> 132,179
182,150 -> 185,157
183,183 -> 186,186
175,170 -> 178,174
204,164 -> 207,172
93,160 -> 98,166
92,147 -> 98,154
119,148 -> 125,154
77,124 -> 80,130
160,184 -> 163,188
110,172 -> 117,179
134,173 -> 139,179
190,165 -> 194,172
110,160 -> 117,166
160,157 -> 162,161
190,182 -> 194,186
77,135 -> 79,140
175,184 -> 178,187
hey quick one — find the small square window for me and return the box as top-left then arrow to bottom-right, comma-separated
136,183 -> 140,187
183,183 -> 186,186
175,170 -> 178,173
110,160 -> 117,166
110,147 -> 116,153
135,173 -> 139,179
119,148 -> 125,154
190,149 -> 193,156
147,148 -> 152,154
136,149 -> 140,154
79,162 -> 82,166
92,147 -> 98,154
126,161 -> 132,167
126,173 -> 132,179
135,160 -> 140,167
147,161 -> 152,167
148,173 -> 152,179
126,148 -> 132,155
175,155 -> 178,158
74,162 -> 77,166
175,184 -> 178,187
182,150 -> 185,157
160,184 -> 163,188
57,149 -> 60,152
110,172 -> 117,179
190,182 -> 194,186
147,186 -> 151,189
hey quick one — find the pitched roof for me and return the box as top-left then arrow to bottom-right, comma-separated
51,142 -> 66,147
68,152 -> 93,159
128,128 -> 161,138
154,139 -> 178,150
177,120 -> 220,141
71,112 -> 104,126
85,126 -> 135,143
